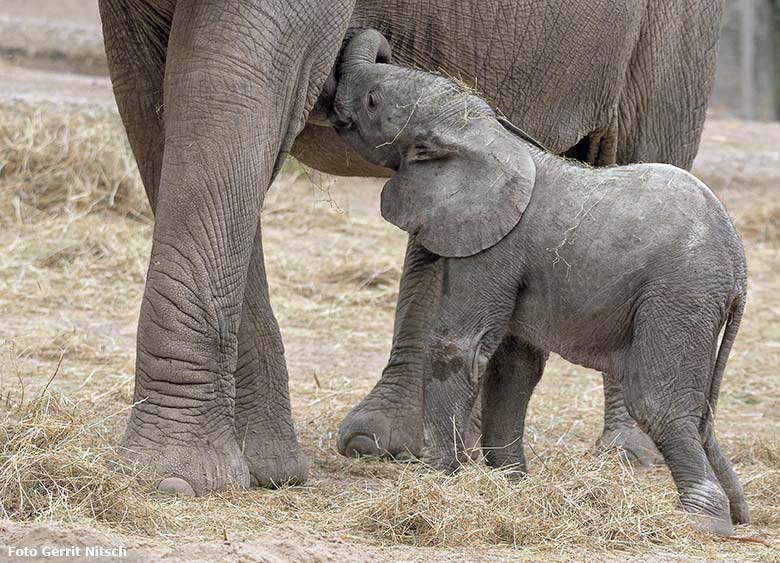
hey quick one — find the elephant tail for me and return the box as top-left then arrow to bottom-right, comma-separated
707,286 -> 746,420
700,286 -> 751,526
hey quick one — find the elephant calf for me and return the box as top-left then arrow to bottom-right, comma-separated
330,30 -> 749,536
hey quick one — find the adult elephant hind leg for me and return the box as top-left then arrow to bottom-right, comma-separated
234,223 -> 308,488
337,240 -> 440,459
598,372 -> 663,467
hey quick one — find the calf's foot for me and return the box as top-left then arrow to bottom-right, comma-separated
338,372 -> 484,461
681,480 -> 735,537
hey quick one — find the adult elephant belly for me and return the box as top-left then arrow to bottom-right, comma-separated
328,0 -> 719,464
292,125 -> 393,177
293,0 -> 634,176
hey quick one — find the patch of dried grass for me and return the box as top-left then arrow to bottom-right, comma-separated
0,103 -> 149,224
730,437 -> 780,467
2,380 -> 777,560
727,438 -> 780,529
743,468 -> 780,529
315,257 -> 401,311
345,454 -> 687,552
318,260 -> 400,291
0,392 -> 172,535
735,203 -> 780,245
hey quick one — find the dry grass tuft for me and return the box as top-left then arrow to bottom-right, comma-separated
0,392 -> 173,535
735,203 -> 780,245
730,437 -> 780,467
318,260 -> 400,291
744,468 -> 780,528
0,103 -> 149,224
728,439 -> 780,528
345,454 -> 687,552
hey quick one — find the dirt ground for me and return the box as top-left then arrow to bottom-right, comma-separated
1,4 -> 779,562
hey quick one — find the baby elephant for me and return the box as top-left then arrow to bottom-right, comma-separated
331,30 -> 748,535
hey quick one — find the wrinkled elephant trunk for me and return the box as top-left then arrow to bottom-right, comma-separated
339,28 -> 392,75
308,28 -> 393,126
119,0 -> 356,495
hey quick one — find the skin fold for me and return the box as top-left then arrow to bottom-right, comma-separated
330,31 -> 750,535
99,0 -> 724,494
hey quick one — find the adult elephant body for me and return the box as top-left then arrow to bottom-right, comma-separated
100,0 -> 724,493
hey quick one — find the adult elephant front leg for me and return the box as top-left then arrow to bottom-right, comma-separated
234,221 -> 308,487
117,0 -> 353,495
98,0 -> 173,211
337,239 -> 440,459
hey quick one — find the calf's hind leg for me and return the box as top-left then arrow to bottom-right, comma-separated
702,422 -> 749,524
621,304 -> 738,535
482,337 -> 547,474
599,373 -> 663,466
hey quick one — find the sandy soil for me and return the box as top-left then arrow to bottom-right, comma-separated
1,7 -> 779,563
0,0 -> 99,26
0,0 -> 105,76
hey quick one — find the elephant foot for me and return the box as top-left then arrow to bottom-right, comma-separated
729,496 -> 751,526
337,386 -> 483,461
598,421 -> 664,467
242,438 -> 309,488
682,481 -> 736,537
337,388 -> 423,460
688,513 -> 735,537
115,413 -> 250,496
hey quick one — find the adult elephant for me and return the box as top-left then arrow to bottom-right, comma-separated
99,0 -> 724,494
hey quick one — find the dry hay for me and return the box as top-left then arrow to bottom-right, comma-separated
735,203 -> 780,245
1,102 -> 779,561
0,391 -> 172,535
346,454 -> 685,550
1,386 -> 778,560
0,102 -> 149,225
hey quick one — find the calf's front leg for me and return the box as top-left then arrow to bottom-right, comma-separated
421,257 -> 519,471
598,373 -> 663,466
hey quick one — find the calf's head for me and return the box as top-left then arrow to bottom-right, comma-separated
332,29 -> 538,258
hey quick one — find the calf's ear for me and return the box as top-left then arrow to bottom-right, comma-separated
380,124 -> 536,257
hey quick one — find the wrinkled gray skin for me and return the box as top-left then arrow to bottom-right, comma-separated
99,0 -> 723,494
331,31 -> 750,536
